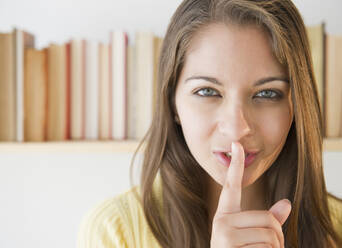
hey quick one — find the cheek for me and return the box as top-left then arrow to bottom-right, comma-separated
178,101 -> 212,143
176,97 -> 215,164
257,103 -> 293,160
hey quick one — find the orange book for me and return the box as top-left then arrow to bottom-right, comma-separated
24,48 -> 48,141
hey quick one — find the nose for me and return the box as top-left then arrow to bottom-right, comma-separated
217,103 -> 252,141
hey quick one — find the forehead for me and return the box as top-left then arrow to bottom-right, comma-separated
181,23 -> 286,84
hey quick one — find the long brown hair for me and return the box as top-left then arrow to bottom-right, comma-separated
130,0 -> 342,247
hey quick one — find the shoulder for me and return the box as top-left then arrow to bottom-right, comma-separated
328,194 -> 342,239
77,187 -> 161,248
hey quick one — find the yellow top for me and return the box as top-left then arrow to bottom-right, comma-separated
77,177 -> 342,248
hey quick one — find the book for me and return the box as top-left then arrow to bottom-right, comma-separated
325,34 -> 342,138
66,42 -> 71,140
85,40 -> 99,140
14,28 -> 35,142
24,48 -> 48,141
0,32 -> 16,141
110,31 -> 128,140
127,43 -> 137,140
98,43 -> 111,140
135,31 -> 155,140
306,23 -> 325,115
47,44 -> 68,141
70,39 -> 86,140
153,36 -> 163,116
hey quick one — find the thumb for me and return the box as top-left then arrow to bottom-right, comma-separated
269,199 -> 292,225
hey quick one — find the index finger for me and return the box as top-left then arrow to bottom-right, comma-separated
215,141 -> 245,215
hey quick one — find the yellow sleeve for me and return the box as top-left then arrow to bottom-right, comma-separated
76,197 -> 130,248
77,186 -> 162,248
328,195 -> 342,239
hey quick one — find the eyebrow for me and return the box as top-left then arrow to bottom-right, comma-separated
184,75 -> 289,86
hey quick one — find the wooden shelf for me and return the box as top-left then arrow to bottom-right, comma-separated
0,140 -> 144,153
0,138 -> 341,153
323,138 -> 342,151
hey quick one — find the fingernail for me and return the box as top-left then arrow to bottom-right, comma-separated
284,199 -> 291,205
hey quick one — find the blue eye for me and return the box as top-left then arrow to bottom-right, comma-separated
254,89 -> 283,100
194,87 -> 283,100
194,87 -> 220,97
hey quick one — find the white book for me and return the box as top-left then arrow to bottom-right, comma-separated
325,35 -> 342,137
127,44 -> 137,140
99,43 -> 111,140
135,32 -> 154,140
71,39 -> 85,140
14,28 -> 34,142
110,31 -> 128,140
85,40 -> 99,140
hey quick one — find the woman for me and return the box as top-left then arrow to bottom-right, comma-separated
77,0 -> 342,247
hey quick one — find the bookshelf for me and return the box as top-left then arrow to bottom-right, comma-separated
0,138 -> 342,153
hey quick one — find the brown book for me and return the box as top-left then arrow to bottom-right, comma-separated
47,44 -> 68,141
325,35 -> 342,138
66,42 -> 71,140
0,32 -> 16,141
24,48 -> 48,141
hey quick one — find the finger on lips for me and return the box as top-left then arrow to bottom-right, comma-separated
216,141 -> 245,215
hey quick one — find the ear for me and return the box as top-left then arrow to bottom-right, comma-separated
171,94 -> 180,124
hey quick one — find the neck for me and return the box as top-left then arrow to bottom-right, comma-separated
205,173 -> 267,231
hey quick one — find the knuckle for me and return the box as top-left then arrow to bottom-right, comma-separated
266,211 -> 274,220
212,216 -> 234,234
266,228 -> 279,246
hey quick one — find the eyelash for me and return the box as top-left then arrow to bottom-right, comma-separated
194,87 -> 283,101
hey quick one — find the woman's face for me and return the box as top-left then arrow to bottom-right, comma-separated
175,23 -> 293,188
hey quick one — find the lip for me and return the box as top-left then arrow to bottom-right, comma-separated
213,151 -> 258,168
213,148 -> 260,154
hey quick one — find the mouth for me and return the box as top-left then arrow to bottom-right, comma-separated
213,151 -> 258,168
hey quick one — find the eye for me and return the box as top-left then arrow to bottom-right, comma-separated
254,89 -> 283,101
194,87 -> 220,97
193,87 -> 283,100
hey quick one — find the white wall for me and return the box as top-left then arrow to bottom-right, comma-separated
1,1 -> 342,248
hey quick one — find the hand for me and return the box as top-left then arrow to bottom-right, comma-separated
210,142 -> 292,248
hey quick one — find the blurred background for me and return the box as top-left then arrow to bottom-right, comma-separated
0,0 -> 342,247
